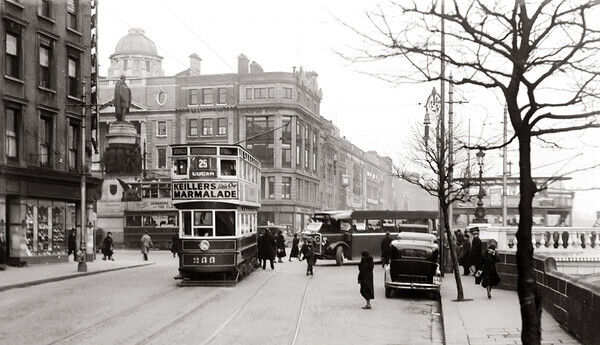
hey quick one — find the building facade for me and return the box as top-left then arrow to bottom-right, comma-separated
95,29 -> 436,245
0,0 -> 100,264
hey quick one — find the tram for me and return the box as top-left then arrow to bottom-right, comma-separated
170,144 -> 261,285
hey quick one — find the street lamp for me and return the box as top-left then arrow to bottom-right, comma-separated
473,149 -> 487,223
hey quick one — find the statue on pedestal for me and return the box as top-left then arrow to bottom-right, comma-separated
114,75 -> 131,122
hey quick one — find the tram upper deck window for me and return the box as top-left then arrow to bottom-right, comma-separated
220,147 -> 238,156
191,147 -> 217,155
220,159 -> 237,176
174,159 -> 188,175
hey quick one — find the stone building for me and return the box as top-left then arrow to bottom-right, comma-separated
94,29 -> 434,246
0,0 -> 100,264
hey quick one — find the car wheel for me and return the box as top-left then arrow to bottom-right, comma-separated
385,287 -> 392,298
335,246 -> 344,266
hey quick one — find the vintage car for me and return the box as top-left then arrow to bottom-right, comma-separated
384,229 -> 441,298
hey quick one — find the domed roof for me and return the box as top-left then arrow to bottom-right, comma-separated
114,28 -> 158,56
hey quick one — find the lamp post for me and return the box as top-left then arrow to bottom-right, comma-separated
473,149 -> 487,223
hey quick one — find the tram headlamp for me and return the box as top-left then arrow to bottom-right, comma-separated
199,240 -> 210,251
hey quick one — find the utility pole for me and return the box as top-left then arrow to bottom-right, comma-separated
438,0 -> 446,274
448,73 -> 454,234
502,105 -> 508,226
78,81 -> 88,272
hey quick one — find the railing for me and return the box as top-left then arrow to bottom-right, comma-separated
480,226 -> 600,256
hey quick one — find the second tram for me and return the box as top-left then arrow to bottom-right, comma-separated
170,144 -> 261,285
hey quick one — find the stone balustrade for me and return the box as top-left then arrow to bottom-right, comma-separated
478,226 -> 600,254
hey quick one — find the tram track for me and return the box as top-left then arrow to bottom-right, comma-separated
46,286 -> 223,345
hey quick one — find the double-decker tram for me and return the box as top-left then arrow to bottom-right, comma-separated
170,144 -> 261,285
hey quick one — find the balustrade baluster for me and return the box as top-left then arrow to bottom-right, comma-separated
594,231 -> 600,249
568,232 -> 576,249
539,232 -> 546,249
557,231 -> 564,249
585,231 -> 592,249
547,231 -> 555,249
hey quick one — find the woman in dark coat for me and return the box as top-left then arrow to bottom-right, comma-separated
102,232 -> 114,261
358,250 -> 374,309
459,234 -> 471,275
288,233 -> 300,261
260,229 -> 276,269
275,230 -> 287,263
481,244 -> 501,299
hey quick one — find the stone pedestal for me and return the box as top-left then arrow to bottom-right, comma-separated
105,121 -> 138,145
101,121 -> 142,175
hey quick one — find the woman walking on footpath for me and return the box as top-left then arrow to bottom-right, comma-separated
275,230 -> 286,263
102,232 -> 114,261
141,231 -> 153,261
481,244 -> 501,299
358,250 -> 374,309
288,233 -> 300,261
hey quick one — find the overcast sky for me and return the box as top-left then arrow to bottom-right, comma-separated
97,0 -> 600,224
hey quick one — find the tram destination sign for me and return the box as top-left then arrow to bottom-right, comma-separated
172,181 -> 238,200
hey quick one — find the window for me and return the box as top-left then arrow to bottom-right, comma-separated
39,36 -> 54,88
67,54 -> 80,98
145,60 -> 150,71
217,118 -> 226,136
5,31 -> 21,78
220,159 -> 236,176
245,88 -> 252,100
123,59 -> 128,71
188,119 -> 198,136
40,115 -> 53,167
202,88 -> 213,104
282,145 -> 291,168
304,148 -> 309,169
193,211 -> 213,237
312,152 -> 317,171
268,87 -> 274,99
296,145 -> 301,167
189,89 -> 198,105
215,211 -> 235,237
218,88 -> 227,104
67,0 -> 78,30
282,177 -> 291,199
157,121 -> 167,137
283,87 -> 292,99
254,88 -> 267,99
268,177 -> 275,199
157,147 -> 166,168
38,0 -> 51,17
68,122 -> 79,171
202,118 -> 213,136
5,107 -> 19,159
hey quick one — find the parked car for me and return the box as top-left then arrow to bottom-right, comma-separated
384,231 -> 441,299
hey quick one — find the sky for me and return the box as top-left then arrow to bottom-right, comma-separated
97,0 -> 600,225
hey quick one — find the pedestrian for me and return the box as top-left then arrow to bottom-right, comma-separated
141,231 -> 153,261
455,229 -> 464,247
67,228 -> 77,261
288,233 -> 300,261
380,231 -> 393,267
257,230 -> 264,267
0,233 -> 7,271
102,232 -> 114,261
276,230 -> 286,263
170,232 -> 179,258
259,229 -> 276,269
358,250 -> 374,309
469,228 -> 483,276
480,244 -> 501,299
301,241 -> 316,275
459,233 -> 471,275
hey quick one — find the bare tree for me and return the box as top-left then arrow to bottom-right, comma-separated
395,93 -> 474,301
338,1 -> 600,343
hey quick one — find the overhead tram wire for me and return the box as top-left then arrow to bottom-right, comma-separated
98,3 -> 241,103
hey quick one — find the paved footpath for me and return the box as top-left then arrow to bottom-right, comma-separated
0,249 -> 153,292
440,274 -> 582,345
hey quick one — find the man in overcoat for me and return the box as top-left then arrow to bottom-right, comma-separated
469,228 -> 483,275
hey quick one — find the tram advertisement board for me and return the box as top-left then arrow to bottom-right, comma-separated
172,181 -> 238,200
189,156 -> 217,178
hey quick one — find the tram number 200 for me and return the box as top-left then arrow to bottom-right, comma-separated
193,256 -> 216,264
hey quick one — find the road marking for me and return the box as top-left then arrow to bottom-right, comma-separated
290,275 -> 312,345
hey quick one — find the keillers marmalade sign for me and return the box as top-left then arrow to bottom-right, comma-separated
172,181 -> 238,200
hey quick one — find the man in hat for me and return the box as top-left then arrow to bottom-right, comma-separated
469,227 -> 483,275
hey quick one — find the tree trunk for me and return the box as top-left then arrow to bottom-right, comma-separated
517,133 -> 542,344
441,201 -> 464,301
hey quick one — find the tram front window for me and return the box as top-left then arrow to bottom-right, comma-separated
215,211 -> 235,236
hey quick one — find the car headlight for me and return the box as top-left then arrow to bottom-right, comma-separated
323,236 -> 328,243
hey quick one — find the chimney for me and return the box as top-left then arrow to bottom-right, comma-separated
238,54 -> 249,74
250,61 -> 263,74
189,53 -> 201,76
